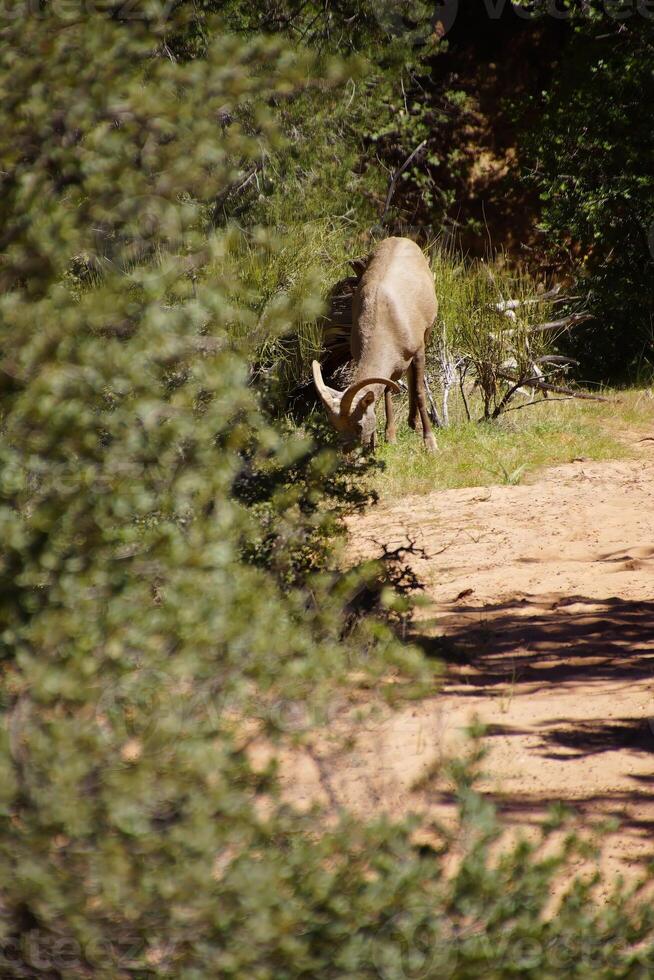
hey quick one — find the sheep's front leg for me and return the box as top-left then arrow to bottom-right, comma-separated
384,388 -> 397,444
413,348 -> 437,452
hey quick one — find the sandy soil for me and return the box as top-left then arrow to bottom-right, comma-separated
276,441 -> 654,889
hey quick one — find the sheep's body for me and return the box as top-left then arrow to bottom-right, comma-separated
313,237 -> 438,451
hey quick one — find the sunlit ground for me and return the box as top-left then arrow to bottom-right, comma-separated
374,388 -> 654,497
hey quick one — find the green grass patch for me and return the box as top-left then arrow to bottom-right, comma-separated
373,389 -> 654,497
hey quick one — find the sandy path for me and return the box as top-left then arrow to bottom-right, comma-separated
277,445 -> 654,886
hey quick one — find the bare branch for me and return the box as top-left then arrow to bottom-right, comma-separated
535,355 -> 579,367
459,360 -> 471,422
490,373 -> 542,419
211,162 -> 263,225
490,312 -> 593,341
499,396 -> 576,414
527,312 -> 593,335
380,139 -> 427,224
497,371 -> 611,402
493,285 -> 563,312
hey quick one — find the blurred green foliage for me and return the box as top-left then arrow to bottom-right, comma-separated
0,15 -> 429,973
0,9 -> 653,978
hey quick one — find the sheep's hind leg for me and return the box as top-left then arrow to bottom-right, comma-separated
384,388 -> 397,444
414,348 -> 437,452
407,362 -> 420,431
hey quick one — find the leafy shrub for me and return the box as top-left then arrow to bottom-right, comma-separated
0,11 -> 653,979
0,16 -> 428,974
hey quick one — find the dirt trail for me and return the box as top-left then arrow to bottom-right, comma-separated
278,442 -> 654,887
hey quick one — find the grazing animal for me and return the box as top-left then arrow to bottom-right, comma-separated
312,237 -> 438,451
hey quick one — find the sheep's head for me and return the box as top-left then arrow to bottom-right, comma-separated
312,360 -> 400,451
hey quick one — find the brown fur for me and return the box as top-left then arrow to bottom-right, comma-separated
313,237 -> 438,451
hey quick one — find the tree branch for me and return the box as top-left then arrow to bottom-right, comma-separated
380,139 -> 427,224
526,312 -> 593,335
497,371 -> 611,402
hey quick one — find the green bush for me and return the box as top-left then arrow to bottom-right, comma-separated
1,12 -> 653,979
0,16 -> 427,973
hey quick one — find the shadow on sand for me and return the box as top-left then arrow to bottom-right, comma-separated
409,593 -> 654,861
412,594 -> 654,690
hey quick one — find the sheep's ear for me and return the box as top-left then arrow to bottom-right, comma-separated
359,391 -> 375,411
312,360 -> 342,415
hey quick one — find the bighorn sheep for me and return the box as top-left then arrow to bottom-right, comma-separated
312,237 -> 438,452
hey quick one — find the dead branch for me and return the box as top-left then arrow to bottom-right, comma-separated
440,355 -> 457,427
493,285 -> 563,312
490,372 -> 542,419
490,312 -> 593,342
459,360 -> 471,422
535,355 -> 579,367
497,371 -> 611,402
305,745 -> 341,814
211,163 -> 262,225
380,139 -> 427,224
526,312 -> 593,335
499,396 -> 577,414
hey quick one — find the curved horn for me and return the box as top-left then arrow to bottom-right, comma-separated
312,360 -> 342,414
340,376 -> 401,418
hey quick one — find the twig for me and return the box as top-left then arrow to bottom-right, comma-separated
380,139 -> 427,224
490,373 -> 543,419
306,745 -> 341,814
493,285 -> 563,312
535,355 -> 579,367
490,312 -> 593,341
400,76 -> 409,114
499,396 -> 577,415
459,360 -> 471,422
441,354 -> 456,427
344,79 -> 356,111
211,164 -> 262,224
526,312 -> 593,335
161,42 -> 177,63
